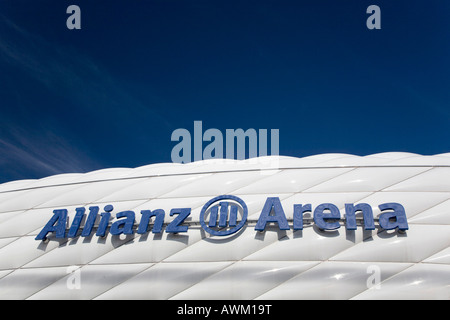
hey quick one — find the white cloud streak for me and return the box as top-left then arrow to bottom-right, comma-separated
0,15 -> 171,181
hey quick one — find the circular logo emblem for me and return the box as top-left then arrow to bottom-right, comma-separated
200,195 -> 248,236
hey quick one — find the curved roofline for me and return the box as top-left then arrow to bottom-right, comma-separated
1,152 -> 450,193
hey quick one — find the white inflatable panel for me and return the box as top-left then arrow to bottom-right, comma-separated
0,153 -> 448,300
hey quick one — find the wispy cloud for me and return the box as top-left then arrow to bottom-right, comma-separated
0,14 -> 171,125
0,125 -> 97,176
0,14 -> 172,182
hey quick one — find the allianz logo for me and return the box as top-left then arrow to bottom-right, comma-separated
35,195 -> 408,241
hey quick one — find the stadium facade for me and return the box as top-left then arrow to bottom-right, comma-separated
0,152 -> 449,300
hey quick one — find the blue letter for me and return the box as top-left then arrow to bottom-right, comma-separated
378,203 -> 408,230
96,205 -> 113,237
293,204 -> 311,230
96,212 -> 110,237
68,207 -> 85,237
81,206 -> 99,237
138,209 -> 165,234
166,208 -> 191,233
110,211 -> 135,235
35,209 -> 68,240
255,197 -> 289,231
345,203 -> 375,230
314,203 -> 340,230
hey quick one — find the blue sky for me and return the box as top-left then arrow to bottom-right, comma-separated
0,0 -> 449,183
